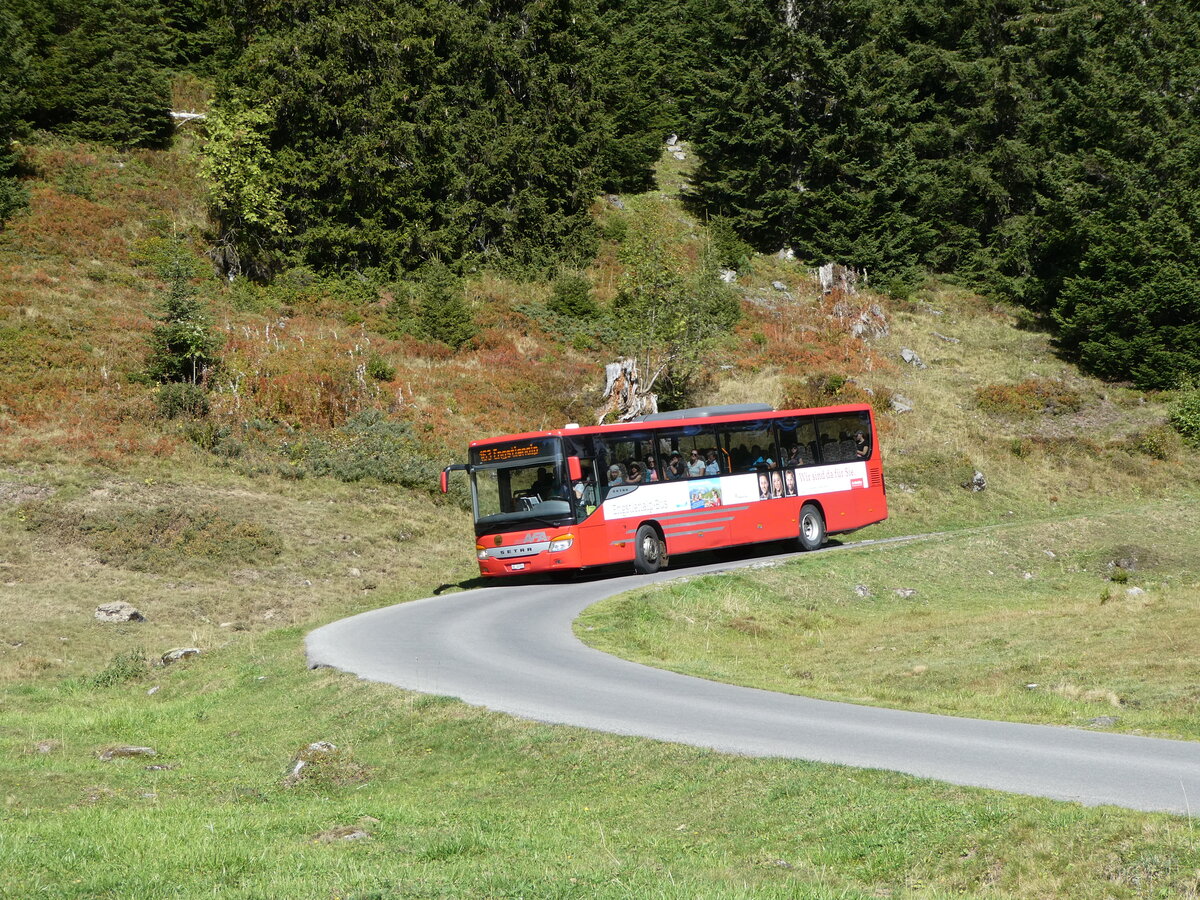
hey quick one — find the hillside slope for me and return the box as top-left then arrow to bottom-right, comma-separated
4,134 -> 1200,900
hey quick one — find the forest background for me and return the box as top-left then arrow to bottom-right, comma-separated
3,0 -> 1200,394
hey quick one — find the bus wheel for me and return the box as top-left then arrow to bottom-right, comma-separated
634,524 -> 664,574
798,503 -> 826,552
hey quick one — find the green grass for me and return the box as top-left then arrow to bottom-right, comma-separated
578,499 -> 1200,740
3,628 -> 1200,899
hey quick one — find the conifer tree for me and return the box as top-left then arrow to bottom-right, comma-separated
145,251 -> 221,384
0,8 -> 32,226
417,261 -> 476,350
17,0 -> 174,148
205,0 -> 662,277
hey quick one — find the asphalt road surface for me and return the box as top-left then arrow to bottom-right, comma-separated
307,540 -> 1200,814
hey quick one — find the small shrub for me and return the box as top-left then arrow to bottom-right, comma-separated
85,649 -> 149,688
781,373 -> 872,409
156,383 -> 210,419
548,273 -> 598,319
365,354 -> 396,382
1169,384 -> 1200,447
975,379 -> 1083,417
1130,426 -> 1180,461
181,421 -> 243,457
57,163 -> 94,200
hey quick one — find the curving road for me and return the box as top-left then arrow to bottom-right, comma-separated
307,541 -> 1200,814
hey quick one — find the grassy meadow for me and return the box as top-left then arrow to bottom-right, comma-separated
2,132 -> 1200,897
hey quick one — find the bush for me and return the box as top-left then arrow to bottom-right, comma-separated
366,354 -> 396,382
781,373 -> 872,410
548,273 -> 598,319
85,648 -> 149,688
975,379 -> 1083,417
1129,426 -> 1181,461
156,383 -> 210,419
1169,384 -> 1200,447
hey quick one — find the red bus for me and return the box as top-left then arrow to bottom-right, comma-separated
441,403 -> 887,577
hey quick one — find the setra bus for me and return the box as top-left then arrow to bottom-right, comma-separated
441,403 -> 887,577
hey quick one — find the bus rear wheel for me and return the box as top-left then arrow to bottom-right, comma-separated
634,524 -> 665,574
798,503 -> 826,552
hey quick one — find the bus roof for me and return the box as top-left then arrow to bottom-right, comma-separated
467,402 -> 876,449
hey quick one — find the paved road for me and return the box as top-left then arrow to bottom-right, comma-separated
307,541 -> 1200,814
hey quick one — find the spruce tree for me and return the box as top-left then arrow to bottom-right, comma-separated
145,251 -> 221,384
18,0 -> 174,148
417,261 -> 475,350
0,8 -> 32,226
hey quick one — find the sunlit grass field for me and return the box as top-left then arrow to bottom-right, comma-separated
578,499 -> 1200,742
4,625 -> 1200,899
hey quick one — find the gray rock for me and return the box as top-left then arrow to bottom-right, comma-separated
899,347 -> 927,369
853,584 -> 871,598
95,601 -> 144,624
1087,716 -> 1120,729
672,150 -> 686,161
894,588 -> 917,599
666,133 -> 678,147
931,331 -> 960,344
718,268 -> 737,283
604,194 -> 624,210
776,247 -> 795,261
99,746 -> 157,761
889,394 -> 914,414
771,281 -> 788,292
1125,586 -> 1146,597
315,826 -> 370,843
34,740 -> 60,754
964,470 -> 987,492
161,647 -> 200,665
348,567 -> 362,578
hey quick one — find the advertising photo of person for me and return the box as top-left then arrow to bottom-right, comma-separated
784,468 -> 797,496
770,470 -> 784,498
758,470 -> 771,500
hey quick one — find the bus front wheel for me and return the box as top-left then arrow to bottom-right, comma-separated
634,524 -> 665,574
798,503 -> 826,552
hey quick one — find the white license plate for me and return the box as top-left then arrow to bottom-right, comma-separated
510,563 -> 526,570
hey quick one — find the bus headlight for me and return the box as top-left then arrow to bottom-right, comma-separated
476,545 -> 490,560
549,534 -> 574,552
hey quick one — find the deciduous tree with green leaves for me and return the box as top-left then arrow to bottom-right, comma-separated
611,199 -> 740,406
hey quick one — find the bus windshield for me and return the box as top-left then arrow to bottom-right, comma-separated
470,438 -> 574,533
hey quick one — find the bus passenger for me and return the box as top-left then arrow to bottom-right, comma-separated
644,456 -> 660,482
625,462 -> 645,484
854,431 -> 871,459
665,452 -> 685,480
704,449 -> 720,476
687,450 -> 705,477
606,463 -> 624,488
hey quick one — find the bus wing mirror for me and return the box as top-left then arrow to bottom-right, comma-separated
441,463 -> 468,493
567,456 -> 583,481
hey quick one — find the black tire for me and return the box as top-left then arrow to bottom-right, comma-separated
634,524 -> 665,574
798,503 -> 826,552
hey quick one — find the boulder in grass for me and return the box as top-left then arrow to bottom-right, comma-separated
95,602 -> 144,624
99,746 -> 157,761
161,647 -> 200,665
